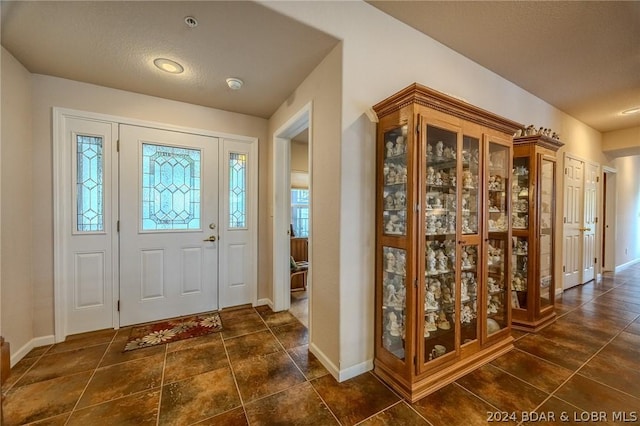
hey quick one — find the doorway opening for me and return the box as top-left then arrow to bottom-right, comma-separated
273,103 -> 312,331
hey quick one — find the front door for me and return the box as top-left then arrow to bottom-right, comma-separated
119,125 -> 219,326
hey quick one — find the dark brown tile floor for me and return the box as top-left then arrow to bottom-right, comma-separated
3,263 -> 640,425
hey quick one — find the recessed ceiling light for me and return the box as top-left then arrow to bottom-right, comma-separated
154,58 -> 184,74
621,107 -> 640,115
226,77 -> 244,90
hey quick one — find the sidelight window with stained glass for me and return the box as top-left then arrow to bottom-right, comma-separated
229,152 -> 247,229
141,143 -> 201,231
76,135 -> 104,232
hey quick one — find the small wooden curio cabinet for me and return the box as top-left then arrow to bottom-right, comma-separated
373,83 -> 522,401
510,134 -> 563,331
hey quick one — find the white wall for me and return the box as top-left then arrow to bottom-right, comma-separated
263,0 -> 612,377
613,155 -> 640,268
1,47 -> 34,355
26,71 -> 268,339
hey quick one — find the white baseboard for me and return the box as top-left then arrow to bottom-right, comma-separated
256,298 -> 273,309
11,335 -> 55,367
338,358 -> 374,382
615,258 -> 640,273
309,342 -> 340,380
309,342 -> 373,383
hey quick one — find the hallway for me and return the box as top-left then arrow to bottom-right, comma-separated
3,263 -> 639,425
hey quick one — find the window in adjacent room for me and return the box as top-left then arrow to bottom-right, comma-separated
291,188 -> 309,237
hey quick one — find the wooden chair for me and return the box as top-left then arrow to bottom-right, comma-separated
290,256 -> 308,291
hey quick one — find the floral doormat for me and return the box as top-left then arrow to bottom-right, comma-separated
123,312 -> 223,352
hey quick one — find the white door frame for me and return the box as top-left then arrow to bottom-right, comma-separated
602,166 -> 617,272
53,107 -> 257,342
272,102 -> 312,312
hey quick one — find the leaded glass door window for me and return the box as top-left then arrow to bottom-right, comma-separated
141,143 -> 201,231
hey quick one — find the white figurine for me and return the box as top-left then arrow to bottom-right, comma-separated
385,251 -> 396,272
394,136 -> 405,155
461,305 -> 473,324
385,284 -> 399,306
425,311 -> 438,331
425,285 -> 439,311
426,247 -> 437,274
435,141 -> 444,158
386,141 -> 394,157
426,167 -> 435,185
387,311 -> 401,336
436,250 -> 448,272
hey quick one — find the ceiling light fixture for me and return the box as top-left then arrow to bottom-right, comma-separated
621,107 -> 640,115
154,58 -> 184,74
226,77 -> 244,90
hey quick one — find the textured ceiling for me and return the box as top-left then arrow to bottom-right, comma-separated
0,1 -> 339,119
2,1 -> 639,133
368,1 -> 640,133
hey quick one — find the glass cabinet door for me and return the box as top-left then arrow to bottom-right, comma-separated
486,142 -> 509,334
424,125 -> 457,362
512,158 -> 529,230
382,126 -> 408,236
461,136 -> 480,235
511,157 -> 529,310
460,244 -> 479,345
539,157 -> 555,309
382,246 -> 407,360
511,236 -> 528,309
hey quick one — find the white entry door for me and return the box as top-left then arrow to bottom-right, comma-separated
119,125 -> 219,326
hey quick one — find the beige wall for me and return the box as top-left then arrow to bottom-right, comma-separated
264,0 -> 620,375
603,126 -> 640,157
290,140 -> 309,173
1,47 -> 34,354
26,72 -> 268,339
612,155 -> 640,266
268,44 -> 343,371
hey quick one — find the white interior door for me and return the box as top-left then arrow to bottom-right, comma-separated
563,155 -> 584,290
582,162 -> 599,282
219,138 -> 258,308
119,125 -> 219,326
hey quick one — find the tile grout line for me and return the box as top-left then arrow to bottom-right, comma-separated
220,312 -> 251,426
154,343 -> 169,426
523,288 -> 640,419
63,332 -> 119,425
365,370 -> 434,425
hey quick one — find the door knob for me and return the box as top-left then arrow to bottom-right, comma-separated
203,235 -> 217,242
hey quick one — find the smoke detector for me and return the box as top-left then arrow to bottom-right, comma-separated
184,16 -> 198,28
226,78 -> 244,90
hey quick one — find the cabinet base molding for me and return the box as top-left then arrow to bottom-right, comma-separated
512,312 -> 556,332
374,337 -> 514,402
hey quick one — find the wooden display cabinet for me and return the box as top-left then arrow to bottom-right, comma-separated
510,134 -> 563,331
373,84 -> 521,401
